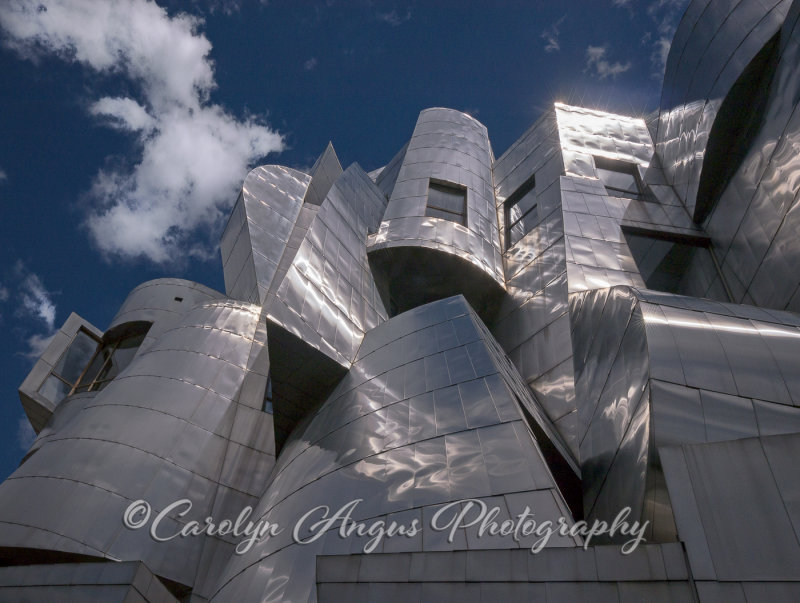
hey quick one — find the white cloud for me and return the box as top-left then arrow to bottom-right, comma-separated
376,9 -> 410,26
614,0 -> 686,77
202,0 -> 241,16
24,332 -> 56,360
17,416 -> 36,451
304,57 -> 318,71
6,263 -> 58,359
0,0 -> 284,263
90,96 -> 156,132
0,168 -> 6,182
585,45 -> 632,79
645,0 -> 687,76
652,36 -> 671,74
541,15 -> 566,53
20,272 -> 56,330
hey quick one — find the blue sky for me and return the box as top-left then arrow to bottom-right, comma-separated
0,0 -> 688,480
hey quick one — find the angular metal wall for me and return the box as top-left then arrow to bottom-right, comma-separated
0,294 -> 274,600
210,296 -> 577,602
571,286 -> 800,541
221,165 -> 310,304
6,4 -> 800,598
367,108 -> 505,319
702,0 -> 800,311
655,0 -> 791,216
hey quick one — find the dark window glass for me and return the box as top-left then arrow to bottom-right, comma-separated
74,329 -> 149,393
595,157 -> 643,200
623,228 -> 730,302
93,333 -> 146,387
51,331 -> 98,384
38,329 -> 101,403
75,345 -> 112,392
38,374 -> 72,403
425,181 -> 467,226
504,175 -> 537,249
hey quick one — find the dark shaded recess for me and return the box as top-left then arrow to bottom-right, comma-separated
622,226 -> 729,302
695,32 -> 780,224
0,548 -> 190,599
101,320 -> 152,345
624,228 -> 708,292
594,156 -> 646,201
0,547 -> 107,567
266,322 -> 348,455
368,246 -> 505,325
504,173 -> 538,250
515,399 -> 583,521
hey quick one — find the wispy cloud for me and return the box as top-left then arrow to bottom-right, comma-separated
0,0 -> 284,264
0,168 -> 7,182
304,57 -> 318,71
24,332 -> 56,360
20,272 -> 56,331
585,45 -> 632,79
17,416 -> 36,451
647,0 -> 687,75
0,282 -> 8,323
616,0 -> 687,76
541,15 -> 566,53
376,9 -> 410,27
3,263 -> 59,359
651,36 -> 672,75
200,0 -> 241,16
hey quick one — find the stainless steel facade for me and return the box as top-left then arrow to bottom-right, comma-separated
4,1 -> 800,600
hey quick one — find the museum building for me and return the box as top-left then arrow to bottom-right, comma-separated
2,0 -> 800,600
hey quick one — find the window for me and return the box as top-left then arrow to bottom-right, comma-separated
74,330 -> 148,393
425,181 -> 467,226
504,174 -> 537,250
37,329 -> 100,404
623,227 -> 730,302
594,156 -> 644,200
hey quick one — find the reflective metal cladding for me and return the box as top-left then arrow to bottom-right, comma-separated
5,1 -> 800,600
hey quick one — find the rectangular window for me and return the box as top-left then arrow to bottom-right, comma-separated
622,227 -> 731,302
425,181 -> 467,226
36,329 -> 100,404
594,156 -> 643,200
504,174 -> 537,250
74,330 -> 147,393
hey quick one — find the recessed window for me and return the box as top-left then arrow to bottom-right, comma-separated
37,329 -> 100,404
504,174 -> 537,250
623,227 -> 730,302
74,330 -> 148,393
594,156 -> 643,200
425,181 -> 467,226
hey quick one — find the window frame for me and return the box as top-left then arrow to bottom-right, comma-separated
621,225 -> 733,302
72,330 -> 147,394
48,328 -> 102,392
503,174 -> 537,251
425,179 -> 468,226
593,156 -> 645,201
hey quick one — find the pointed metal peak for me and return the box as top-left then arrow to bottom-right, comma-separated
303,142 -> 343,206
